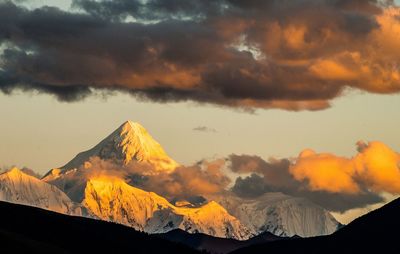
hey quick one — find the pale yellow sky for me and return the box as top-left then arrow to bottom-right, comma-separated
1,90 -> 400,174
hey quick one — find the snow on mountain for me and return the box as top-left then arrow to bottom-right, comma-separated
39,120 -> 251,239
207,192 -> 339,237
38,120 -> 339,239
43,121 -> 178,181
83,177 -> 253,240
0,168 -> 82,215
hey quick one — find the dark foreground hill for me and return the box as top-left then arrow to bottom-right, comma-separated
232,197 -> 400,254
157,228 -> 284,254
2,197 -> 399,254
0,201 -> 199,254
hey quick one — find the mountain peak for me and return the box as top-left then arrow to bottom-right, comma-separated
46,121 -> 179,175
6,167 -> 23,176
2,167 -> 30,180
0,167 -> 82,215
2,167 -> 53,187
105,120 -> 179,171
120,120 -> 143,131
118,121 -> 151,142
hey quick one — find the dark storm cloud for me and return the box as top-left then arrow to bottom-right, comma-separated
231,173 -> 271,198
72,0 -> 224,21
0,0 -> 399,110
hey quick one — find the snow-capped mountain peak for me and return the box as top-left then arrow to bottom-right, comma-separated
113,121 -> 178,169
4,167 -> 25,178
43,121 -> 179,179
0,168 -> 82,215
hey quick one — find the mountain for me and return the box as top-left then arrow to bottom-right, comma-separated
39,121 -> 251,239
232,197 -> 400,254
83,177 -> 252,240
39,120 -> 339,239
158,229 -> 284,254
0,168 -> 82,215
0,200 -> 200,254
207,192 -> 339,237
43,121 -> 178,180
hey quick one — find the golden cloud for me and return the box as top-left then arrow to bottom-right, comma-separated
290,141 -> 400,194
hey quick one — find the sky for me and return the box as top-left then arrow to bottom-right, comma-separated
1,0 -> 400,224
1,90 -> 400,173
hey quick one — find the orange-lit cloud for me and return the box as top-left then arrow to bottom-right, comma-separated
227,144 -> 399,212
290,141 -> 400,195
78,156 -> 230,200
290,150 -> 359,194
1,1 -> 400,110
354,141 -> 400,193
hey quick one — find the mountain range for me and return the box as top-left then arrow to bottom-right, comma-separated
0,121 -> 340,241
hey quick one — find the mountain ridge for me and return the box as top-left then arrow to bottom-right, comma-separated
0,168 -> 83,215
82,176 -> 253,240
207,192 -> 339,237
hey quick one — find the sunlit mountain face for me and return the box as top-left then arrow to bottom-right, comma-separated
43,121 -> 179,179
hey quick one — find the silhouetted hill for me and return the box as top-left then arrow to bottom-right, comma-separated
157,229 -> 284,254
0,201 -> 199,254
232,198 -> 400,254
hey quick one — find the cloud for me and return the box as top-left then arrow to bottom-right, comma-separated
231,173 -> 271,198
354,141 -> 400,193
290,141 -> 400,194
227,147 -> 394,212
0,1 -> 399,110
290,149 -> 360,194
20,167 -> 42,178
193,126 -> 217,133
80,156 -> 230,201
229,154 -> 296,191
